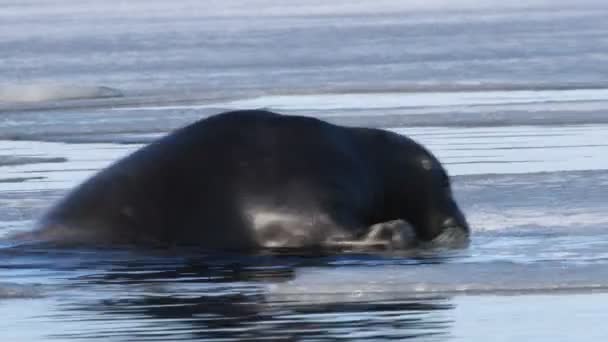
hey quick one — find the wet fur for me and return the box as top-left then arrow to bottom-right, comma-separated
25,110 -> 468,250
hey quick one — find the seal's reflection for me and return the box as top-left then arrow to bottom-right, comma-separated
50,251 -> 456,341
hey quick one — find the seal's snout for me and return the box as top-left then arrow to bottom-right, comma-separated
433,217 -> 470,247
442,217 -> 468,233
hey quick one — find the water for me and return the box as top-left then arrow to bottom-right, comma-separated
2,1 -> 608,340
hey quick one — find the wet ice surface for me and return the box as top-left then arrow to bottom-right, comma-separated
2,98 -> 608,341
3,0 -> 608,340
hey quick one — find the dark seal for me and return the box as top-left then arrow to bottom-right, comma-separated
29,110 -> 469,250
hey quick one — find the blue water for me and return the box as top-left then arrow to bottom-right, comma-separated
2,1 -> 608,341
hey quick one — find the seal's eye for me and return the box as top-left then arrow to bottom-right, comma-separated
421,158 -> 433,171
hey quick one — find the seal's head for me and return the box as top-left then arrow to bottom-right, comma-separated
380,133 -> 470,246
414,153 -> 469,245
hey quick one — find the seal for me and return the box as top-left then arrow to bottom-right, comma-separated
29,110 -> 469,250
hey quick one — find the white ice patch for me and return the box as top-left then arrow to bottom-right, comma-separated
266,262 -> 608,302
0,140 -> 138,192
122,88 -> 608,112
214,89 -> 608,112
399,125 -> 608,175
0,84 -> 123,103
0,283 -> 44,299
467,209 -> 608,232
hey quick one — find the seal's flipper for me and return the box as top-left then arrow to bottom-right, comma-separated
323,219 -> 416,251
364,219 -> 416,249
